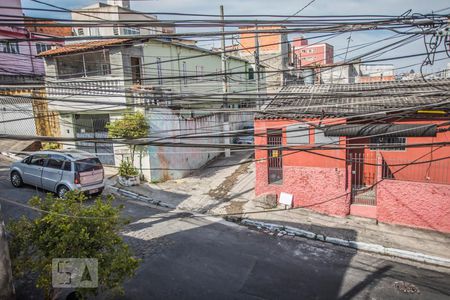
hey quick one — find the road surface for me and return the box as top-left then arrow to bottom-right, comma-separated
0,156 -> 449,300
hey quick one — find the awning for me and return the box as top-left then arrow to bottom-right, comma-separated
323,124 -> 437,137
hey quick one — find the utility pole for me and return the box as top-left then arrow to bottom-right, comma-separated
220,5 -> 231,157
0,205 -> 14,300
254,23 -> 261,109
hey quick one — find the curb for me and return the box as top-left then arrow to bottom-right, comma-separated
241,219 -> 450,268
0,152 -> 23,161
108,185 -> 450,268
108,186 -> 175,209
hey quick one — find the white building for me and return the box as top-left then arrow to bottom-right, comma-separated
71,0 -> 174,39
39,38 -> 263,181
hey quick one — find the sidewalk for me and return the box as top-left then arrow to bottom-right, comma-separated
110,151 -> 450,261
237,203 -> 450,260
110,150 -> 254,213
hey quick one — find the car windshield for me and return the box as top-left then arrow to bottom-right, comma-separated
75,158 -> 102,172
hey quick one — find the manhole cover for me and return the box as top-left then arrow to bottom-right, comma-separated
393,281 -> 420,294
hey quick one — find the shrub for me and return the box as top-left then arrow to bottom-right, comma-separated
7,191 -> 139,299
41,142 -> 60,150
118,159 -> 139,178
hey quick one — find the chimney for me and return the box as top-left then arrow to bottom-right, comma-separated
107,0 -> 130,9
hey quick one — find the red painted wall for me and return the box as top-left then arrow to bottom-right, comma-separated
254,118 -> 450,232
255,118 -> 350,216
256,164 -> 350,216
377,180 -> 450,232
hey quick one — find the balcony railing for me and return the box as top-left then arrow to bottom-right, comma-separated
46,78 -> 126,98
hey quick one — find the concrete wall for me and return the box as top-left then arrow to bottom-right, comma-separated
148,108 -> 252,182
377,179 -> 450,233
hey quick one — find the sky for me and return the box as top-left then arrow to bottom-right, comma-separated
20,0 -> 450,72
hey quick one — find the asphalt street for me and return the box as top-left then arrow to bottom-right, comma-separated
1,156 -> 449,300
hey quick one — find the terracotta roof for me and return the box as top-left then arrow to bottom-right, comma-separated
38,39 -> 131,57
257,79 -> 450,120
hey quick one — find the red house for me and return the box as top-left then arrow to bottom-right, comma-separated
254,79 -> 450,233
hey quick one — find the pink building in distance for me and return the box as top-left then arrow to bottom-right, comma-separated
292,37 -> 333,67
0,0 -> 64,78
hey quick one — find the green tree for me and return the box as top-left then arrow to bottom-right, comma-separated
7,191 -> 139,299
106,111 -> 149,174
41,142 -> 60,150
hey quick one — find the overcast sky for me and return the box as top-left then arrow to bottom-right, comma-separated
21,0 -> 450,72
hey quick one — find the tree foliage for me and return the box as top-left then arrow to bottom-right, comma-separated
118,159 -> 139,178
41,142 -> 60,150
106,112 -> 148,140
106,111 -> 149,167
7,191 -> 139,299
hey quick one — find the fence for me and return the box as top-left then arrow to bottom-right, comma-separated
349,152 -> 450,206
381,156 -> 450,185
349,152 -> 377,206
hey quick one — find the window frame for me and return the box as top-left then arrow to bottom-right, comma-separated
29,155 -> 47,166
1,41 -> 20,54
369,136 -> 407,151
45,155 -> 65,170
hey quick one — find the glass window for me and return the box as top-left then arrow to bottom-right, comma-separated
63,161 -> 72,171
29,155 -> 46,166
75,158 -> 102,172
56,54 -> 85,79
370,137 -> 406,151
248,67 -> 254,80
84,51 -> 110,77
56,51 -> 110,79
123,27 -> 140,35
46,158 -> 64,170
0,41 -> 19,54
35,43 -> 52,54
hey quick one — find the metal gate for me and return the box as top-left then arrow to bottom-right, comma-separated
267,129 -> 283,184
73,114 -> 115,165
349,152 -> 377,205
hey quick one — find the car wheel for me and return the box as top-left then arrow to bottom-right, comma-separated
10,171 -> 23,187
57,185 -> 70,199
90,188 -> 104,198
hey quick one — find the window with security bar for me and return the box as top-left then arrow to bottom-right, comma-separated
267,129 -> 283,184
370,137 -> 406,151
